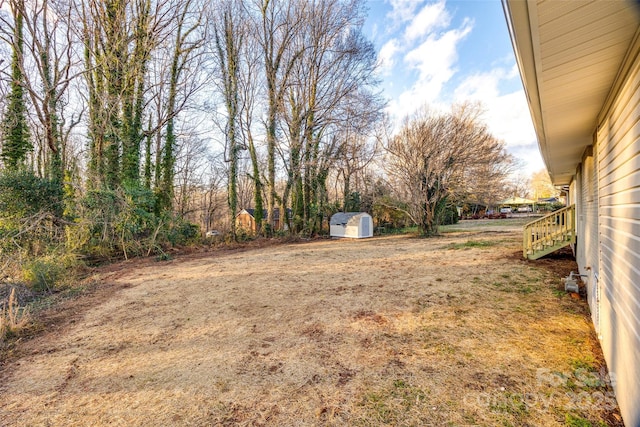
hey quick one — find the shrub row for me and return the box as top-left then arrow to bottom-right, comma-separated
0,170 -> 201,292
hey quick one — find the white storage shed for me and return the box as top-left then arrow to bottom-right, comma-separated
330,212 -> 373,239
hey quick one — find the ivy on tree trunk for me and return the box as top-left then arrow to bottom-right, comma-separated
1,7 -> 31,170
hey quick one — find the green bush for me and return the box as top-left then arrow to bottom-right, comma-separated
0,170 -> 65,271
78,185 -> 164,259
22,257 -> 65,291
117,185 -> 158,237
167,220 -> 200,246
550,201 -> 566,212
0,169 -> 62,220
438,203 -> 460,226
344,192 -> 361,212
372,196 -> 411,230
21,253 -> 83,291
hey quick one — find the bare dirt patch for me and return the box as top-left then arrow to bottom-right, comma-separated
0,221 -> 622,426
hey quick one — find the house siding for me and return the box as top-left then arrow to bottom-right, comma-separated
503,0 -> 640,422
593,45 -> 640,427
577,149 -> 600,282
576,166 -> 585,271
236,209 -> 285,233
576,146 -> 603,335
237,212 -> 256,232
574,165 -> 593,330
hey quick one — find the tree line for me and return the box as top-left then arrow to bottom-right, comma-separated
0,0 -> 516,286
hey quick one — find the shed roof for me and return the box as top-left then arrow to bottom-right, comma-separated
330,212 -> 370,226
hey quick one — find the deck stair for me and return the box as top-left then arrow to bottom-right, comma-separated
523,205 -> 576,260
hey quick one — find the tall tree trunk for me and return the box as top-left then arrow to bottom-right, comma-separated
37,0 -> 63,188
1,3 -> 31,170
103,0 -> 127,189
342,171 -> 351,211
122,0 -> 151,186
265,92 -> 277,234
259,0 -> 303,235
160,83 -> 177,212
213,4 -> 242,240
157,0 -> 202,213
143,121 -> 152,189
84,14 -> 103,186
247,136 -> 263,233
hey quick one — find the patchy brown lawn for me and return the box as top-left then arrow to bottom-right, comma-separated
0,220 -> 623,426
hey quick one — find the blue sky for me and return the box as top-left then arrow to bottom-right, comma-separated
364,0 -> 544,175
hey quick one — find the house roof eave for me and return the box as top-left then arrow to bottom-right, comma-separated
503,0 -> 640,186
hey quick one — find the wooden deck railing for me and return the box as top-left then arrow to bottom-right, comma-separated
523,205 -> 576,259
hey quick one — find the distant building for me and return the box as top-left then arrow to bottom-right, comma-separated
236,208 -> 290,232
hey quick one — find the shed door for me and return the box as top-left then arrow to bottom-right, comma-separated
361,217 -> 370,237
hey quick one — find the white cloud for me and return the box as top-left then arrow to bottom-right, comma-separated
405,23 -> 471,84
386,0 -> 423,24
508,62 -> 520,79
487,91 -> 536,147
386,81 -> 449,121
452,68 -> 543,172
453,69 -> 535,148
404,0 -> 449,42
377,38 -> 400,76
370,22 -> 379,40
389,19 -> 472,116
453,68 -> 504,102
375,1 -> 543,175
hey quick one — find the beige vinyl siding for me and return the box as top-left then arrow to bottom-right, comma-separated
576,166 -> 586,270
588,147 -> 599,286
587,147 -> 601,335
596,46 -> 640,427
575,166 -> 600,329
578,149 -> 599,283
569,179 -> 577,205
503,1 -> 640,423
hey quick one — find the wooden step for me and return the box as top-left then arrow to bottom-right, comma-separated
526,239 -> 573,260
522,205 -> 576,260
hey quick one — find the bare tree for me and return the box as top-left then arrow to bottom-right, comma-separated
386,103 -> 512,236
23,0 -> 82,182
530,169 -> 558,199
505,172 -> 531,200
81,0 -> 155,188
174,131 -> 208,218
336,133 -> 378,211
157,0 -> 204,210
237,28 -> 265,233
209,0 -> 245,240
279,0 -> 383,234
253,0 -> 305,233
79,0 -> 204,194
201,153 -> 227,232
0,0 -> 31,171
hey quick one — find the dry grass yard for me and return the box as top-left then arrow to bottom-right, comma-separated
0,220 -> 623,426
